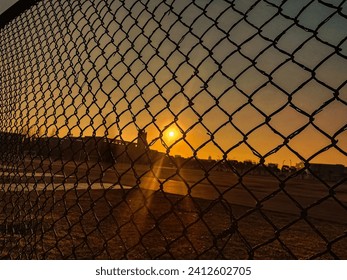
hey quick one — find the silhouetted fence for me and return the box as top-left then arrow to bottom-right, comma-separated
0,0 -> 346,259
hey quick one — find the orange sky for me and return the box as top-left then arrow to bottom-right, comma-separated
2,0 -> 346,167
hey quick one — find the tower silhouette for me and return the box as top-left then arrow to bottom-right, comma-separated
137,129 -> 148,151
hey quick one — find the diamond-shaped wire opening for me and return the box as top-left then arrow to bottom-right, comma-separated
0,0 -> 346,260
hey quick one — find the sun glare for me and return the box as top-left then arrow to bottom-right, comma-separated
168,131 -> 175,138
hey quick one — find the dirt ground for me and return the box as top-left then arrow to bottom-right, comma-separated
0,187 -> 346,260
0,160 -> 346,259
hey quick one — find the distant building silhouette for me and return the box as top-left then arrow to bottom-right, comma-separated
137,129 -> 148,151
309,163 -> 345,181
0,130 -> 345,182
0,131 -> 25,162
22,129 -> 151,165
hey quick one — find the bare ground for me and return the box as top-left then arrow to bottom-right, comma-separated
0,187 -> 346,259
0,160 -> 346,259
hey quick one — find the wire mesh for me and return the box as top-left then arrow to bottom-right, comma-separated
0,0 -> 346,259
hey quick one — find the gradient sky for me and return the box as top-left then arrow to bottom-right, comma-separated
0,0 -> 19,14
1,0 -> 346,166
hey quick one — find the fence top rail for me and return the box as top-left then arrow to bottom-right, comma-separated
0,0 -> 40,29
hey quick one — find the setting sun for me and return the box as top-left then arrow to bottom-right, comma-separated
163,127 -> 182,145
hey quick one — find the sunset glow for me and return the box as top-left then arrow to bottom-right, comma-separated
1,0 -> 345,167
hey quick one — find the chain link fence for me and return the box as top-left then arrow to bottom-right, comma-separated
0,0 -> 346,259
